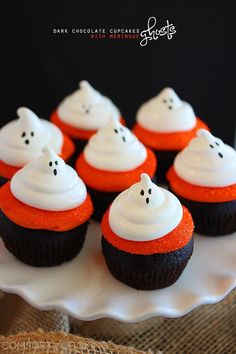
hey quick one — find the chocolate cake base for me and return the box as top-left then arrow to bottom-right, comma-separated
154,150 -> 178,184
0,176 -> 8,187
102,237 -> 194,290
168,191 -> 236,236
0,211 -> 88,267
87,187 -> 119,222
67,138 -> 88,167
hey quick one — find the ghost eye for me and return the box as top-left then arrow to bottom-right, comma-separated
163,99 -> 167,103
140,189 -> 144,196
170,98 -> 174,102
49,161 -> 53,167
21,132 -> 26,138
215,141 -> 219,146
31,131 -> 34,137
148,188 -> 152,194
120,127 -> 124,132
114,129 -> 118,134
209,144 -> 214,149
55,161 -> 58,165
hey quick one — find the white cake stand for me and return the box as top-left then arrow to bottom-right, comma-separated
0,221 -> 236,323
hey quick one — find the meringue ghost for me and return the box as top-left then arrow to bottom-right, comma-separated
109,173 -> 183,241
57,80 -> 121,130
174,129 -> 236,187
84,117 -> 147,171
0,107 -> 63,166
137,87 -> 196,132
11,146 -> 87,211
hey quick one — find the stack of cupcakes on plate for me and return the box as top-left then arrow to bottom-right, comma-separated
51,80 -> 124,156
0,147 -> 93,267
133,88 -> 209,182
167,129 -> 236,235
76,117 -> 157,221
0,107 -> 75,185
101,174 -> 194,289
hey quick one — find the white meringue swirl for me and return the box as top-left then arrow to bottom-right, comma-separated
137,87 -> 196,132
0,107 -> 63,167
11,147 -> 87,211
109,174 -> 183,241
174,129 -> 236,187
57,80 -> 121,130
84,117 -> 147,171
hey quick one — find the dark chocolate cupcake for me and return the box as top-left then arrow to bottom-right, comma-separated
101,173 -> 194,290
0,107 -> 75,184
167,129 -> 236,236
0,147 -> 93,267
76,118 -> 157,221
51,80 -> 125,157
133,87 -> 209,183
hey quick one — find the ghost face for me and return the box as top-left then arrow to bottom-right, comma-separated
20,129 -> 35,146
191,130 -> 225,160
17,107 -> 45,148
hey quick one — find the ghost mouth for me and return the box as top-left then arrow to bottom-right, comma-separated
25,139 -> 30,145
53,169 -> 57,176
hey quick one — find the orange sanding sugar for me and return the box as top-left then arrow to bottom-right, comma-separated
167,167 -> 236,203
0,134 -> 75,180
101,206 -> 194,255
76,148 -> 157,192
51,110 -> 126,141
0,182 -> 93,232
132,118 -> 209,151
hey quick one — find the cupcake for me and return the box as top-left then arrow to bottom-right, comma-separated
51,80 -> 124,155
0,107 -> 75,185
133,87 -> 209,182
101,173 -> 194,290
167,129 -> 236,236
0,147 -> 93,267
76,118 -> 157,221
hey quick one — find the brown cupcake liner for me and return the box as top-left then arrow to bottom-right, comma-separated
0,210 -> 88,267
102,237 -> 194,290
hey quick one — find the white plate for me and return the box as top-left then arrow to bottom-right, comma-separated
0,221 -> 236,323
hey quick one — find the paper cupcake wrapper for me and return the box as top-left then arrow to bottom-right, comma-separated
154,149 -> 178,184
0,211 -> 88,267
87,187 -> 119,222
102,236 -> 194,290
170,192 -> 236,236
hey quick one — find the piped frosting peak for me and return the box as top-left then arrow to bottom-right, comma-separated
57,80 -> 121,130
174,129 -> 236,187
109,173 -> 183,241
137,87 -> 196,132
84,117 -> 147,171
0,107 -> 63,166
10,146 -> 87,211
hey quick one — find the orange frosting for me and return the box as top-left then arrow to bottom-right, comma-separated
51,110 -> 125,141
76,148 -> 157,192
0,182 -> 93,232
101,206 -> 194,255
0,134 -> 75,180
132,118 -> 209,151
167,167 -> 236,203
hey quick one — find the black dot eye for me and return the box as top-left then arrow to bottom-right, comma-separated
122,136 -> 126,142
55,161 -> 58,165
209,144 -> 214,149
120,127 -> 124,132
170,98 -> 174,102
148,188 -> 152,195
114,129 -> 118,134
146,197 -> 149,204
21,132 -> 26,138
49,161 -> 53,167
31,131 -> 34,137
140,189 -> 144,196
215,141 -> 219,146
218,152 -> 223,158
163,99 -> 167,103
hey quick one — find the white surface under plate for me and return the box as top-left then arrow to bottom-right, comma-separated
0,221 -> 236,323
